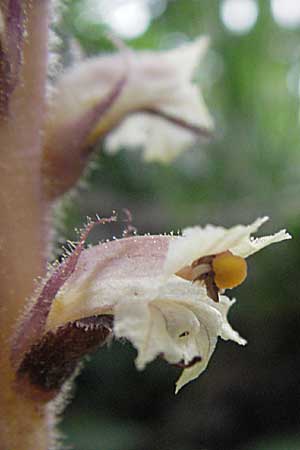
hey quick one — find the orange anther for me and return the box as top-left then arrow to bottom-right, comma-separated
212,251 -> 247,290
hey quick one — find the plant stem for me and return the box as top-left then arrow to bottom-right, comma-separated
0,2 -> 54,449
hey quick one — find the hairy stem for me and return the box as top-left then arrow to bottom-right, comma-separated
0,2 -> 53,449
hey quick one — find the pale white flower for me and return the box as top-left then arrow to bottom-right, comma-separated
43,218 -> 290,392
48,37 -> 212,137
43,37 -> 213,198
105,37 -> 213,162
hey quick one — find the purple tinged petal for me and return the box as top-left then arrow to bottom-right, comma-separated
43,76 -> 127,199
11,217 -> 116,367
44,234 -> 171,331
13,233 -> 170,392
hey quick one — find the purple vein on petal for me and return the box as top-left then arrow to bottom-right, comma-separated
11,216 -> 116,367
137,107 -> 214,139
71,75 -> 127,152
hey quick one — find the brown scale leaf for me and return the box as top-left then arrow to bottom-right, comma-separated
17,314 -> 113,397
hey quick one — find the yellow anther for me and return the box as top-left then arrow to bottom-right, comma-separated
212,251 -> 247,290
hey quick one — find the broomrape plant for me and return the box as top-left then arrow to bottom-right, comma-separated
0,2 -> 291,449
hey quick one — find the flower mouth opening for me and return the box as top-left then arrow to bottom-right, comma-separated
179,331 -> 190,338
174,356 -> 202,369
159,353 -> 202,369
175,251 -> 248,302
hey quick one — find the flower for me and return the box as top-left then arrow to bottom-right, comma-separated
104,37 -> 213,162
43,37 -> 213,198
42,233 -> 244,393
25,217 -> 288,394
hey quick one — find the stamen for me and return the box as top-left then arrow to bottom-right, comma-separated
191,263 -> 211,281
175,250 -> 247,303
203,274 -> 219,302
212,251 -> 247,290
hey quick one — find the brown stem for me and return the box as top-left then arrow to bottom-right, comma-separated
0,2 -> 53,449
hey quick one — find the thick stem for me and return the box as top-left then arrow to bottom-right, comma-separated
0,2 -> 53,449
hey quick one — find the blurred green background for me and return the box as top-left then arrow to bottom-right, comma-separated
56,1 -> 300,449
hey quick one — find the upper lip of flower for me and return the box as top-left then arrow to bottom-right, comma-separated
164,216 -> 291,276
164,217 -> 291,302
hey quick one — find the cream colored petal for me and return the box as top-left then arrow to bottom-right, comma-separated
114,300 -> 184,369
114,278 -> 243,392
162,36 -> 210,81
114,285 -> 219,372
114,299 -> 159,368
175,295 -> 245,392
179,294 -> 246,346
114,277 -> 215,365
104,36 -> 213,162
231,229 -> 291,258
175,331 -> 217,394
213,296 -> 247,345
154,300 -> 205,364
105,103 -> 211,163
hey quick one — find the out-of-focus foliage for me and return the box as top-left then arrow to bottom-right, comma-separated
57,1 -> 300,449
